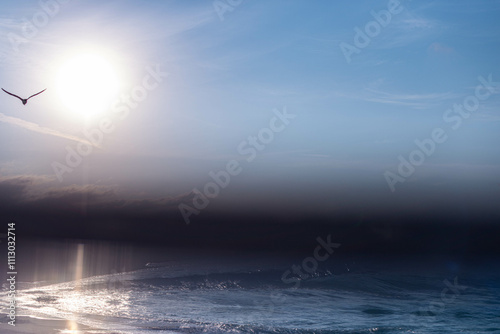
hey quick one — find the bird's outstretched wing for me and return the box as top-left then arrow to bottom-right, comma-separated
1,88 -> 23,101
27,89 -> 46,100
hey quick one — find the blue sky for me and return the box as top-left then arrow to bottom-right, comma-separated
0,0 -> 499,224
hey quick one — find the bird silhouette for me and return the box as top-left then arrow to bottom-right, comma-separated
2,88 -> 46,105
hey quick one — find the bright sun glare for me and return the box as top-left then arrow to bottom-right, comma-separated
56,52 -> 120,118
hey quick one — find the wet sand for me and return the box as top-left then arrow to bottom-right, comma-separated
0,316 -> 109,334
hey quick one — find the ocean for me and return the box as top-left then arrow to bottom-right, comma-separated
2,249 -> 499,334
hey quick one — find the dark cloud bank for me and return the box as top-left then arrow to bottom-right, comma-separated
1,175 -> 499,258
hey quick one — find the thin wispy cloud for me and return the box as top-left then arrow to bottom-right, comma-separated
471,101 -> 500,121
335,1 -> 443,52
0,17 -> 20,30
362,89 -> 459,109
0,113 -> 101,148
428,0 -> 500,14
0,18 -> 21,61
331,88 -> 458,110
427,42 -> 455,55
373,15 -> 444,50
399,17 -> 436,30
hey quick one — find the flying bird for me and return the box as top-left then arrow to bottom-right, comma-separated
2,88 -> 46,105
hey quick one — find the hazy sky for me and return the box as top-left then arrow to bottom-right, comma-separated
1,0 -> 499,231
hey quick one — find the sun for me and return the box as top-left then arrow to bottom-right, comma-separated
56,51 -> 120,118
